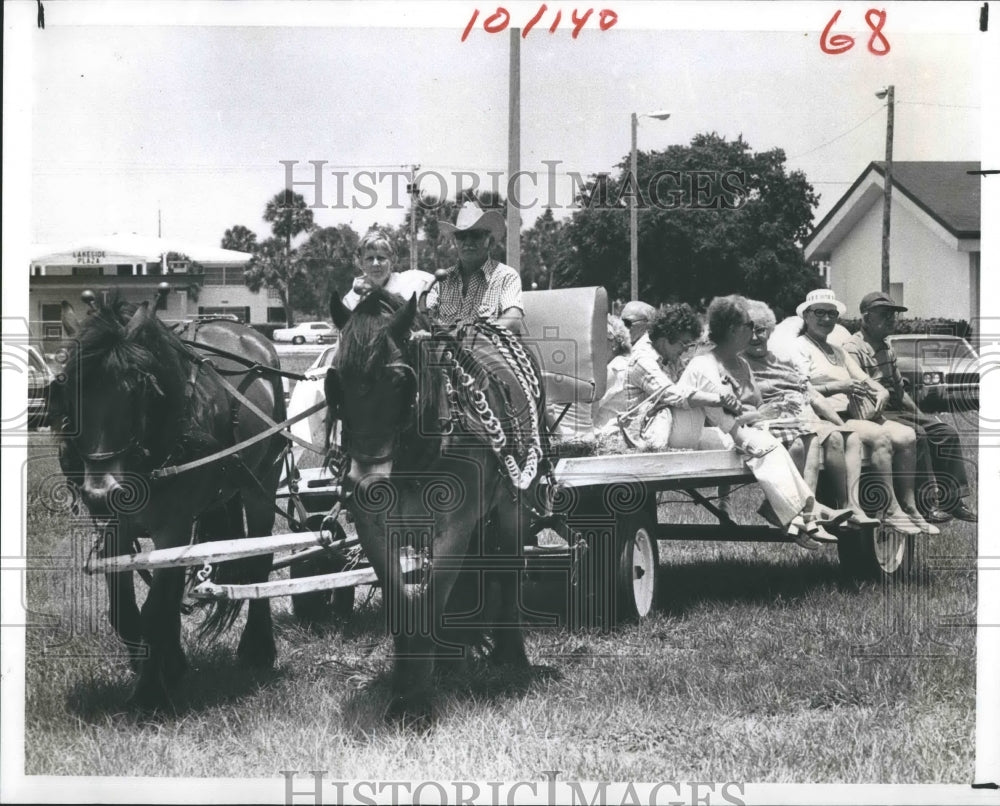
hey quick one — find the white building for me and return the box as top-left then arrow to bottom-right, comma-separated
803,161 -> 981,322
29,234 -> 281,346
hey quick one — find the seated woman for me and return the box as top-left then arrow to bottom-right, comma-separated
794,289 -> 935,535
622,302 -> 838,546
743,299 -> 878,527
593,314 -> 632,433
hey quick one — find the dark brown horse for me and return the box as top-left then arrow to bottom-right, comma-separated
55,294 -> 286,710
326,288 -> 547,724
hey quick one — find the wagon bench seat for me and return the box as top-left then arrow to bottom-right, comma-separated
551,448 -> 751,491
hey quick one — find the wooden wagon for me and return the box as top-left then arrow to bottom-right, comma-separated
85,287 -> 922,627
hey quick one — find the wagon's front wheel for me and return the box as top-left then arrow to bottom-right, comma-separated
290,521 -> 356,622
614,514 -> 659,622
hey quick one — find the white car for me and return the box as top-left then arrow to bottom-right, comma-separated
272,321 -> 337,345
287,345 -> 339,463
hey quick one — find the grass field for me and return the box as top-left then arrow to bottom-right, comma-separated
19,393 -> 978,783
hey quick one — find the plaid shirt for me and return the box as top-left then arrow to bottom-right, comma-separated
426,258 -> 523,325
843,329 -> 905,408
624,334 -> 698,412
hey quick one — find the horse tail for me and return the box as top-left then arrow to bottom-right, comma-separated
195,496 -> 251,641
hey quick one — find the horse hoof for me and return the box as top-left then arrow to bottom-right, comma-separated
126,685 -> 172,715
237,639 -> 277,670
163,650 -> 189,687
387,695 -> 434,731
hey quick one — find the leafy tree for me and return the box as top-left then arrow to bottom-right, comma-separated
263,189 -> 315,249
243,237 -> 299,326
560,133 -> 824,316
220,225 -> 259,254
521,207 -> 568,290
239,189 -> 319,325
294,225 -> 359,316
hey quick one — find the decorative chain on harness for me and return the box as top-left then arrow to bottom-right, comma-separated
441,324 -> 544,492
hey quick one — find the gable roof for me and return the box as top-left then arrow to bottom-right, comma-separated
804,161 -> 981,259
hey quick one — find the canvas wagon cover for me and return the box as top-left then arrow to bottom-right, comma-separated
522,286 -> 609,407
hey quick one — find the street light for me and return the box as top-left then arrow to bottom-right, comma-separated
630,110 -> 671,301
875,85 -> 894,294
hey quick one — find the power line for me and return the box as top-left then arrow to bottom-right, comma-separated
786,107 -> 886,161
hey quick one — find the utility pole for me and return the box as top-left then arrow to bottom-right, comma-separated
629,112 -> 638,301
506,27 -> 521,269
877,85 -> 894,294
409,164 -> 419,272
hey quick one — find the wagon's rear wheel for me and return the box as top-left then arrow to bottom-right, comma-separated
290,519 -> 356,622
837,523 -> 916,583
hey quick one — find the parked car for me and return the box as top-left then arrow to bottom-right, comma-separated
887,334 -> 979,412
27,345 -> 56,429
286,345 -> 339,461
272,321 -> 337,345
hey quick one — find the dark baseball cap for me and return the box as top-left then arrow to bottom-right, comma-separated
860,291 -> 908,314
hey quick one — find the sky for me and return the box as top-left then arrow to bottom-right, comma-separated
23,2 -> 983,249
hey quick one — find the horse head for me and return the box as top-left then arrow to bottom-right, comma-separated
328,288 -> 427,486
56,294 -> 182,517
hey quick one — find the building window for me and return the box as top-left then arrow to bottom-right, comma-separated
202,266 -> 226,285
116,264 -> 134,277
889,283 -> 904,307
267,306 -> 286,323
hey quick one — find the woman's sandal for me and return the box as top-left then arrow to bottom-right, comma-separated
814,507 -> 853,528
786,516 -> 822,550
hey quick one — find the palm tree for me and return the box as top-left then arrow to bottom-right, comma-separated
263,189 -> 315,249
221,225 -> 259,254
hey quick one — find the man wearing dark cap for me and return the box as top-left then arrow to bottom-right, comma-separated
843,291 -> 976,522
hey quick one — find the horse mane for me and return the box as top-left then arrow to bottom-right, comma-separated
335,287 -> 453,445
60,292 -> 193,460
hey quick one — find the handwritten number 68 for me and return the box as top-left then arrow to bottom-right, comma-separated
820,8 -> 890,55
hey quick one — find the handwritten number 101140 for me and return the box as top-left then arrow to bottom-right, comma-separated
821,8 -> 890,55
462,6 -> 618,41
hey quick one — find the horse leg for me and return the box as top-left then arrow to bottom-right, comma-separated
484,500 -> 529,669
238,488 -> 277,670
129,562 -> 188,711
100,521 -> 144,670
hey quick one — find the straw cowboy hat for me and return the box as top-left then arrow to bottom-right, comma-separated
439,201 -> 506,240
795,288 -> 847,318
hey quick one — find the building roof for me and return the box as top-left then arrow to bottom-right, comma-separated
804,161 -> 981,260
30,233 -> 253,265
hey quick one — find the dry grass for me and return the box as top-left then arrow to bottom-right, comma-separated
19,409 -> 977,783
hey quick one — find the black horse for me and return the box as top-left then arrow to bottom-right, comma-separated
326,288 -> 547,723
55,295 -> 286,710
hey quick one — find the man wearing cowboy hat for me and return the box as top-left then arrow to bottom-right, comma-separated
426,200 -> 524,334
843,291 -> 976,522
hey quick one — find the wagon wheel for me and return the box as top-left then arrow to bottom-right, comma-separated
290,517 -> 356,622
612,511 -> 659,622
836,522 -> 916,583
576,486 -> 659,629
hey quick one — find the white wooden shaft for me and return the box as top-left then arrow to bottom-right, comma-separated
85,530 -> 331,574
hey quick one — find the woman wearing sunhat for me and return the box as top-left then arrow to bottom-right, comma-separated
794,289 -> 936,535
426,200 -> 525,334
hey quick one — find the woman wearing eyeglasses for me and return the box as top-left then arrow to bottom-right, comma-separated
675,295 -> 851,547
794,289 -> 935,535
620,299 -> 842,547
